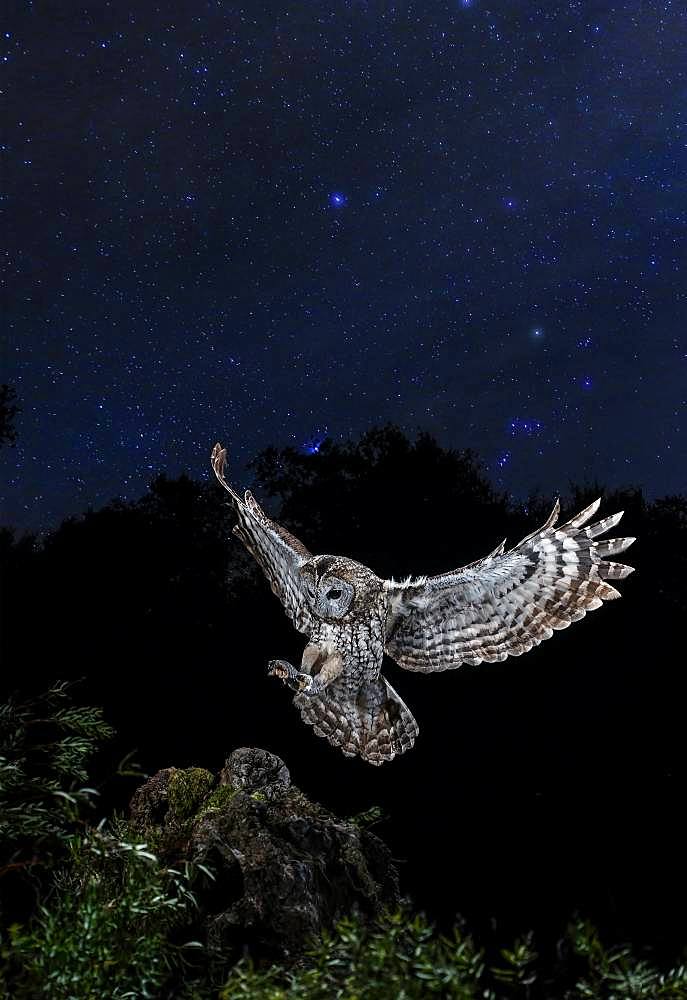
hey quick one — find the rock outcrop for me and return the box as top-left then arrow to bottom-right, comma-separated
129,747 -> 399,960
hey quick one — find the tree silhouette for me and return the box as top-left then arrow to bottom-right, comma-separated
250,425 -> 510,577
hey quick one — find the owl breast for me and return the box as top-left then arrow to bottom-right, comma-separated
310,611 -> 386,691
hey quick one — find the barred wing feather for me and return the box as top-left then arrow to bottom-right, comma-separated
385,498 -> 635,672
211,443 -> 314,634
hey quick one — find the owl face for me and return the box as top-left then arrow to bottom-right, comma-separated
302,555 -> 380,622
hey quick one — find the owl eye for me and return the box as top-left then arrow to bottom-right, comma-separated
326,588 -> 342,600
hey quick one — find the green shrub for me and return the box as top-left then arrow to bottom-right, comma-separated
219,911 -> 687,1000
570,920 -> 687,999
0,680 -> 114,873
4,825 -> 208,1000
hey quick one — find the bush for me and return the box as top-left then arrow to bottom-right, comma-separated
220,911 -> 687,1000
0,681 -> 114,900
4,825 -> 205,1000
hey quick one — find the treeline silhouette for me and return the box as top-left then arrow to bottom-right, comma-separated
1,426 -> 686,953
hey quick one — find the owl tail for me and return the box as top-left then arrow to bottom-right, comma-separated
294,676 -> 418,766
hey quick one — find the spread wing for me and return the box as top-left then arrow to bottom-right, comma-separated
211,443 -> 315,634
384,498 -> 635,671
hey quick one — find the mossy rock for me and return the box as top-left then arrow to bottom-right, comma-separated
200,784 -> 237,816
128,747 -> 399,962
168,767 -> 214,821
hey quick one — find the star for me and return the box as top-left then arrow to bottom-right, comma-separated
509,419 -> 543,437
302,431 -> 327,455
329,192 -> 347,208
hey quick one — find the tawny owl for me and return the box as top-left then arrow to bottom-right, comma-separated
211,443 -> 635,766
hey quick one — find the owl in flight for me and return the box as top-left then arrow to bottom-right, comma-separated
211,443 -> 635,766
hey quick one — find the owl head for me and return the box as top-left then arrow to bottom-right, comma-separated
300,555 -> 382,622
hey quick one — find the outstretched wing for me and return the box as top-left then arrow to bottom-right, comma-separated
384,498 -> 635,672
211,443 -> 314,634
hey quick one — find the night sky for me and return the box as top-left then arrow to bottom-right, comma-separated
3,1 -> 686,533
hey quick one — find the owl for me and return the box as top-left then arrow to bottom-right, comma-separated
211,443 -> 635,766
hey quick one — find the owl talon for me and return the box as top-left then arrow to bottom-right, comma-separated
268,659 -> 292,681
268,660 -> 315,694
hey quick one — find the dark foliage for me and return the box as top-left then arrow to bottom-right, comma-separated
1,426 -> 686,955
0,681 -> 114,927
221,912 -> 687,999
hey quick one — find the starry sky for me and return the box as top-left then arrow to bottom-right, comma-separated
3,1 -> 686,533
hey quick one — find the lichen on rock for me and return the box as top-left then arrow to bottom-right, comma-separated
168,766 -> 214,820
200,784 -> 237,816
128,747 -> 399,961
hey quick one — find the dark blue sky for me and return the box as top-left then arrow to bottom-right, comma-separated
3,1 -> 686,532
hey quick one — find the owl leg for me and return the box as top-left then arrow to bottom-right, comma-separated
268,651 -> 343,696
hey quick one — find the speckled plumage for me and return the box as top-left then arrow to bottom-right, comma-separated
212,444 -> 635,766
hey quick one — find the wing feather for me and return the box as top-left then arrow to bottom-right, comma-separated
211,443 -> 314,634
385,499 -> 635,672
